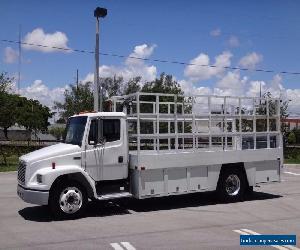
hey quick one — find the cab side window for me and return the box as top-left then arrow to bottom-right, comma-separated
103,119 -> 120,142
88,119 -> 98,144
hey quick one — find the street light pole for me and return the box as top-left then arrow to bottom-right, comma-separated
93,16 -> 100,112
93,7 -> 107,112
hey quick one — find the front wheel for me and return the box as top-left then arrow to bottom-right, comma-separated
217,168 -> 246,202
49,181 -> 87,219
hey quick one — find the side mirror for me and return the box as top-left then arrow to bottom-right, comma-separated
97,137 -> 106,145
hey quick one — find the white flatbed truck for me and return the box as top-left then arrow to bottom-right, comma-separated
17,92 -> 283,218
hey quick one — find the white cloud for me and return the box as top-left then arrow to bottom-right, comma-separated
179,79 -> 212,96
286,89 -> 300,116
19,80 -> 67,107
4,47 -> 18,63
246,80 -> 266,97
246,74 -> 284,98
216,71 -> 248,96
83,44 -> 157,83
22,28 -> 70,53
228,35 -> 240,47
245,74 -> 300,115
127,44 -> 156,62
181,64 -> 300,116
184,51 -> 232,82
210,28 -> 221,37
269,74 -> 284,93
239,52 -> 263,69
181,50 -> 300,116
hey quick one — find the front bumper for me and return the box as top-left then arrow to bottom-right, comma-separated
17,184 -> 49,205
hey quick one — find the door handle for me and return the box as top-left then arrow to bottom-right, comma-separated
118,156 -> 123,163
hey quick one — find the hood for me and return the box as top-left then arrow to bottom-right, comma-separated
20,143 -> 81,164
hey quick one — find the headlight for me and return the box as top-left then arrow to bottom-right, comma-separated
36,174 -> 43,184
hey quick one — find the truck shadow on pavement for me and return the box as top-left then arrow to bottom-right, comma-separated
18,191 -> 282,222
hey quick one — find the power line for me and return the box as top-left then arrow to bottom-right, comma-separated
2,38 -> 300,76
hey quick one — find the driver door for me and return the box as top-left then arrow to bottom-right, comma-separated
84,117 -> 127,181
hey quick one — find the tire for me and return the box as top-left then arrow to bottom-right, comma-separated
49,180 -> 87,219
217,167 -> 246,203
246,186 -> 254,193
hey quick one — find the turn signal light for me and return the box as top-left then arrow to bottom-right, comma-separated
52,162 -> 56,169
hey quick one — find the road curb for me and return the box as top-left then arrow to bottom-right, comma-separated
0,171 -> 17,174
284,164 -> 300,167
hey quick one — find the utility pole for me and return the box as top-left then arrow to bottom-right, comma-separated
76,69 -> 79,89
93,7 -> 107,112
17,25 -> 22,94
259,81 -> 262,105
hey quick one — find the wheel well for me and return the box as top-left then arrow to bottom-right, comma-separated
218,162 -> 250,188
49,173 -> 94,199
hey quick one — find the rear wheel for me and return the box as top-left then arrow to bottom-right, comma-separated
49,181 -> 87,219
217,168 -> 246,202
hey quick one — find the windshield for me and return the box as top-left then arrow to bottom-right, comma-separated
64,116 -> 87,146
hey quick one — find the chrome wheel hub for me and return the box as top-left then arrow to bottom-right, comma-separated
225,174 -> 240,196
59,187 -> 82,214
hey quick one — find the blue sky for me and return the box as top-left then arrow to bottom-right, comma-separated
1,0 -> 300,114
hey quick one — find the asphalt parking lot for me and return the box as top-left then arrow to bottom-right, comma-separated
0,165 -> 299,250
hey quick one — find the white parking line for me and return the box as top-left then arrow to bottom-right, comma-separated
241,229 -> 299,250
110,242 -> 136,250
284,171 -> 300,176
241,228 -> 261,235
233,229 -> 248,235
110,243 -> 124,250
121,242 -> 136,250
233,228 -> 299,250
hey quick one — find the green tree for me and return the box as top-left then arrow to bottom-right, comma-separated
135,73 -> 186,134
292,128 -> 300,144
142,73 -> 183,95
0,72 -> 13,93
18,97 -> 52,133
288,131 -> 296,144
0,72 -> 52,138
55,76 -> 143,119
141,73 -> 185,114
0,72 -> 16,138
0,73 -> 15,166
56,117 -> 66,124
101,75 -> 124,97
279,98 -> 289,139
124,76 -> 141,95
49,126 -> 65,140
0,93 -> 20,139
256,92 -> 289,142
54,82 -> 94,120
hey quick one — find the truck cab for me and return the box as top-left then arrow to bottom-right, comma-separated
17,112 -> 130,218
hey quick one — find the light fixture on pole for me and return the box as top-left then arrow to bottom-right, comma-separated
93,7 -> 107,112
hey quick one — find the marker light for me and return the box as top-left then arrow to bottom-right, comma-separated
52,162 -> 56,169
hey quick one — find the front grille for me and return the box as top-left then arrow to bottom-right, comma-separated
18,161 -> 26,184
